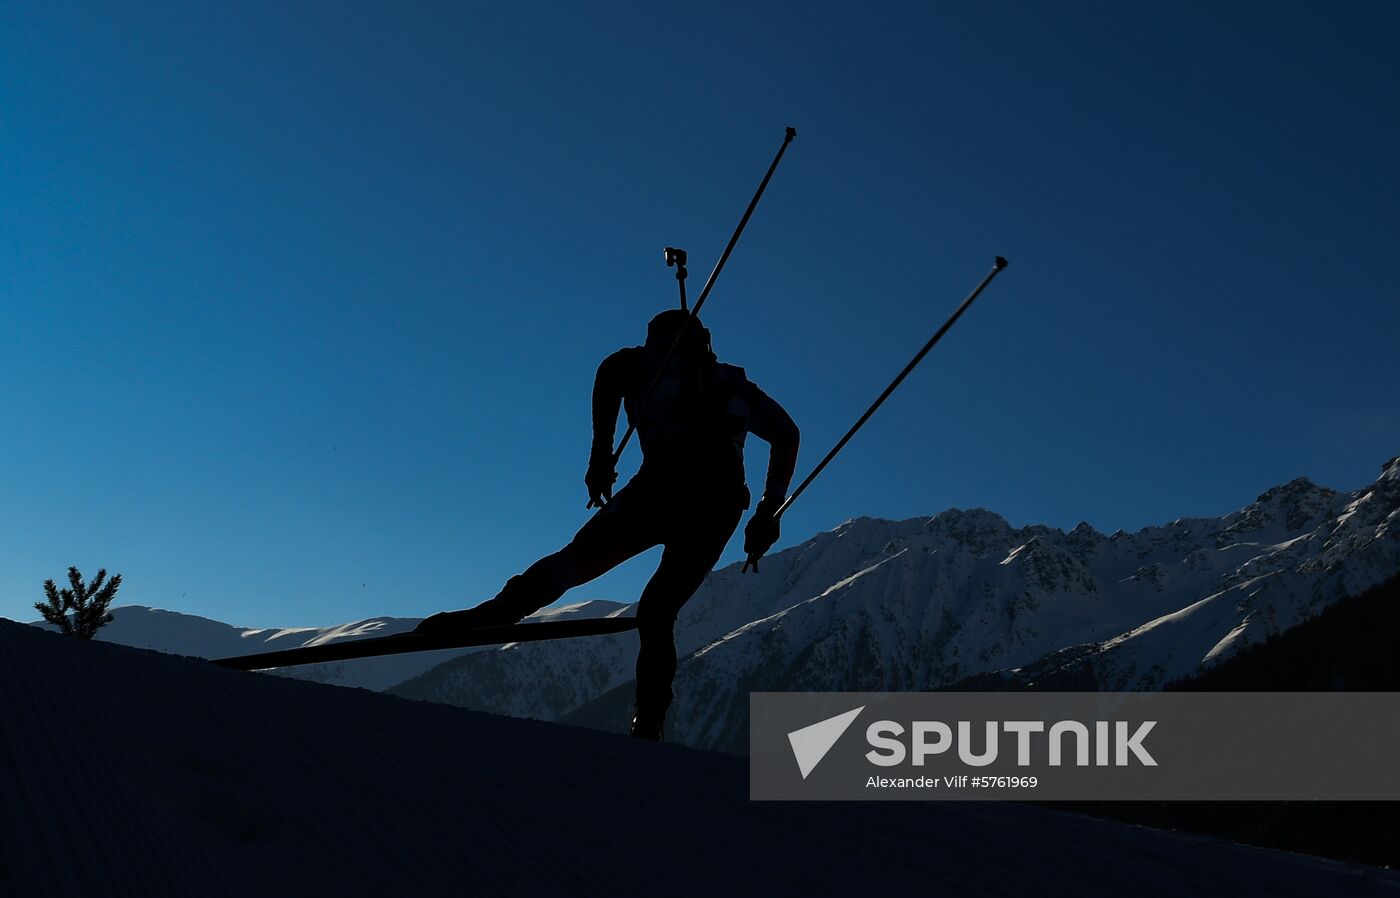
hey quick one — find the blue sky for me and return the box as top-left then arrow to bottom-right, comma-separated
3,1 -> 1397,627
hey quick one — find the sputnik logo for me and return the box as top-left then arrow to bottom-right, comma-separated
787,706 -> 864,779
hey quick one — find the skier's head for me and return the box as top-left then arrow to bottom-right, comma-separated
646,309 -> 714,360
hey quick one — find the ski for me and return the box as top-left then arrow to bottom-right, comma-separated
212,616 -> 639,670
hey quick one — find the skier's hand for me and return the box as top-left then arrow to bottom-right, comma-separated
742,497 -> 783,572
585,455 -> 617,508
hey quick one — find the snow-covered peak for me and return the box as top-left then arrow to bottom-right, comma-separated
1217,476 -> 1342,543
923,506 -> 1014,546
1068,520 -> 1101,539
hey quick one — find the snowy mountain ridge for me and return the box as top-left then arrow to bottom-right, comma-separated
27,456 -> 1399,754
402,456 -> 1400,751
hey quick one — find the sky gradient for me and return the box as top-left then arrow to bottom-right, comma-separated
3,1 -> 1398,627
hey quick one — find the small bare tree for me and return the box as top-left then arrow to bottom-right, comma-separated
35,567 -> 122,639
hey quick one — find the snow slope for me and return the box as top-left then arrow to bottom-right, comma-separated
1,619 -> 1394,897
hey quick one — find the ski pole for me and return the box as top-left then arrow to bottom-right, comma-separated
609,126 -> 797,464
772,256 -> 1010,522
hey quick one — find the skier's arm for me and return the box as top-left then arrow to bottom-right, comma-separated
585,349 -> 635,507
746,383 -> 800,505
591,350 -> 633,461
742,382 -> 798,572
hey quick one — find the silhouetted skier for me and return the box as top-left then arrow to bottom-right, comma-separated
417,309 -> 798,740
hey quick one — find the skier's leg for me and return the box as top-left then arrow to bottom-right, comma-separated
631,502 -> 743,736
417,484 -> 658,633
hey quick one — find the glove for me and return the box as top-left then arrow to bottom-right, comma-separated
742,497 -> 783,572
585,454 -> 617,508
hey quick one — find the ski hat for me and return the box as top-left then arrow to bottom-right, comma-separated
646,309 -> 713,359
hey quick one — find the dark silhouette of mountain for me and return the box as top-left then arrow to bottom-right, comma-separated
1055,572 -> 1400,868
1165,571 -> 1400,692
